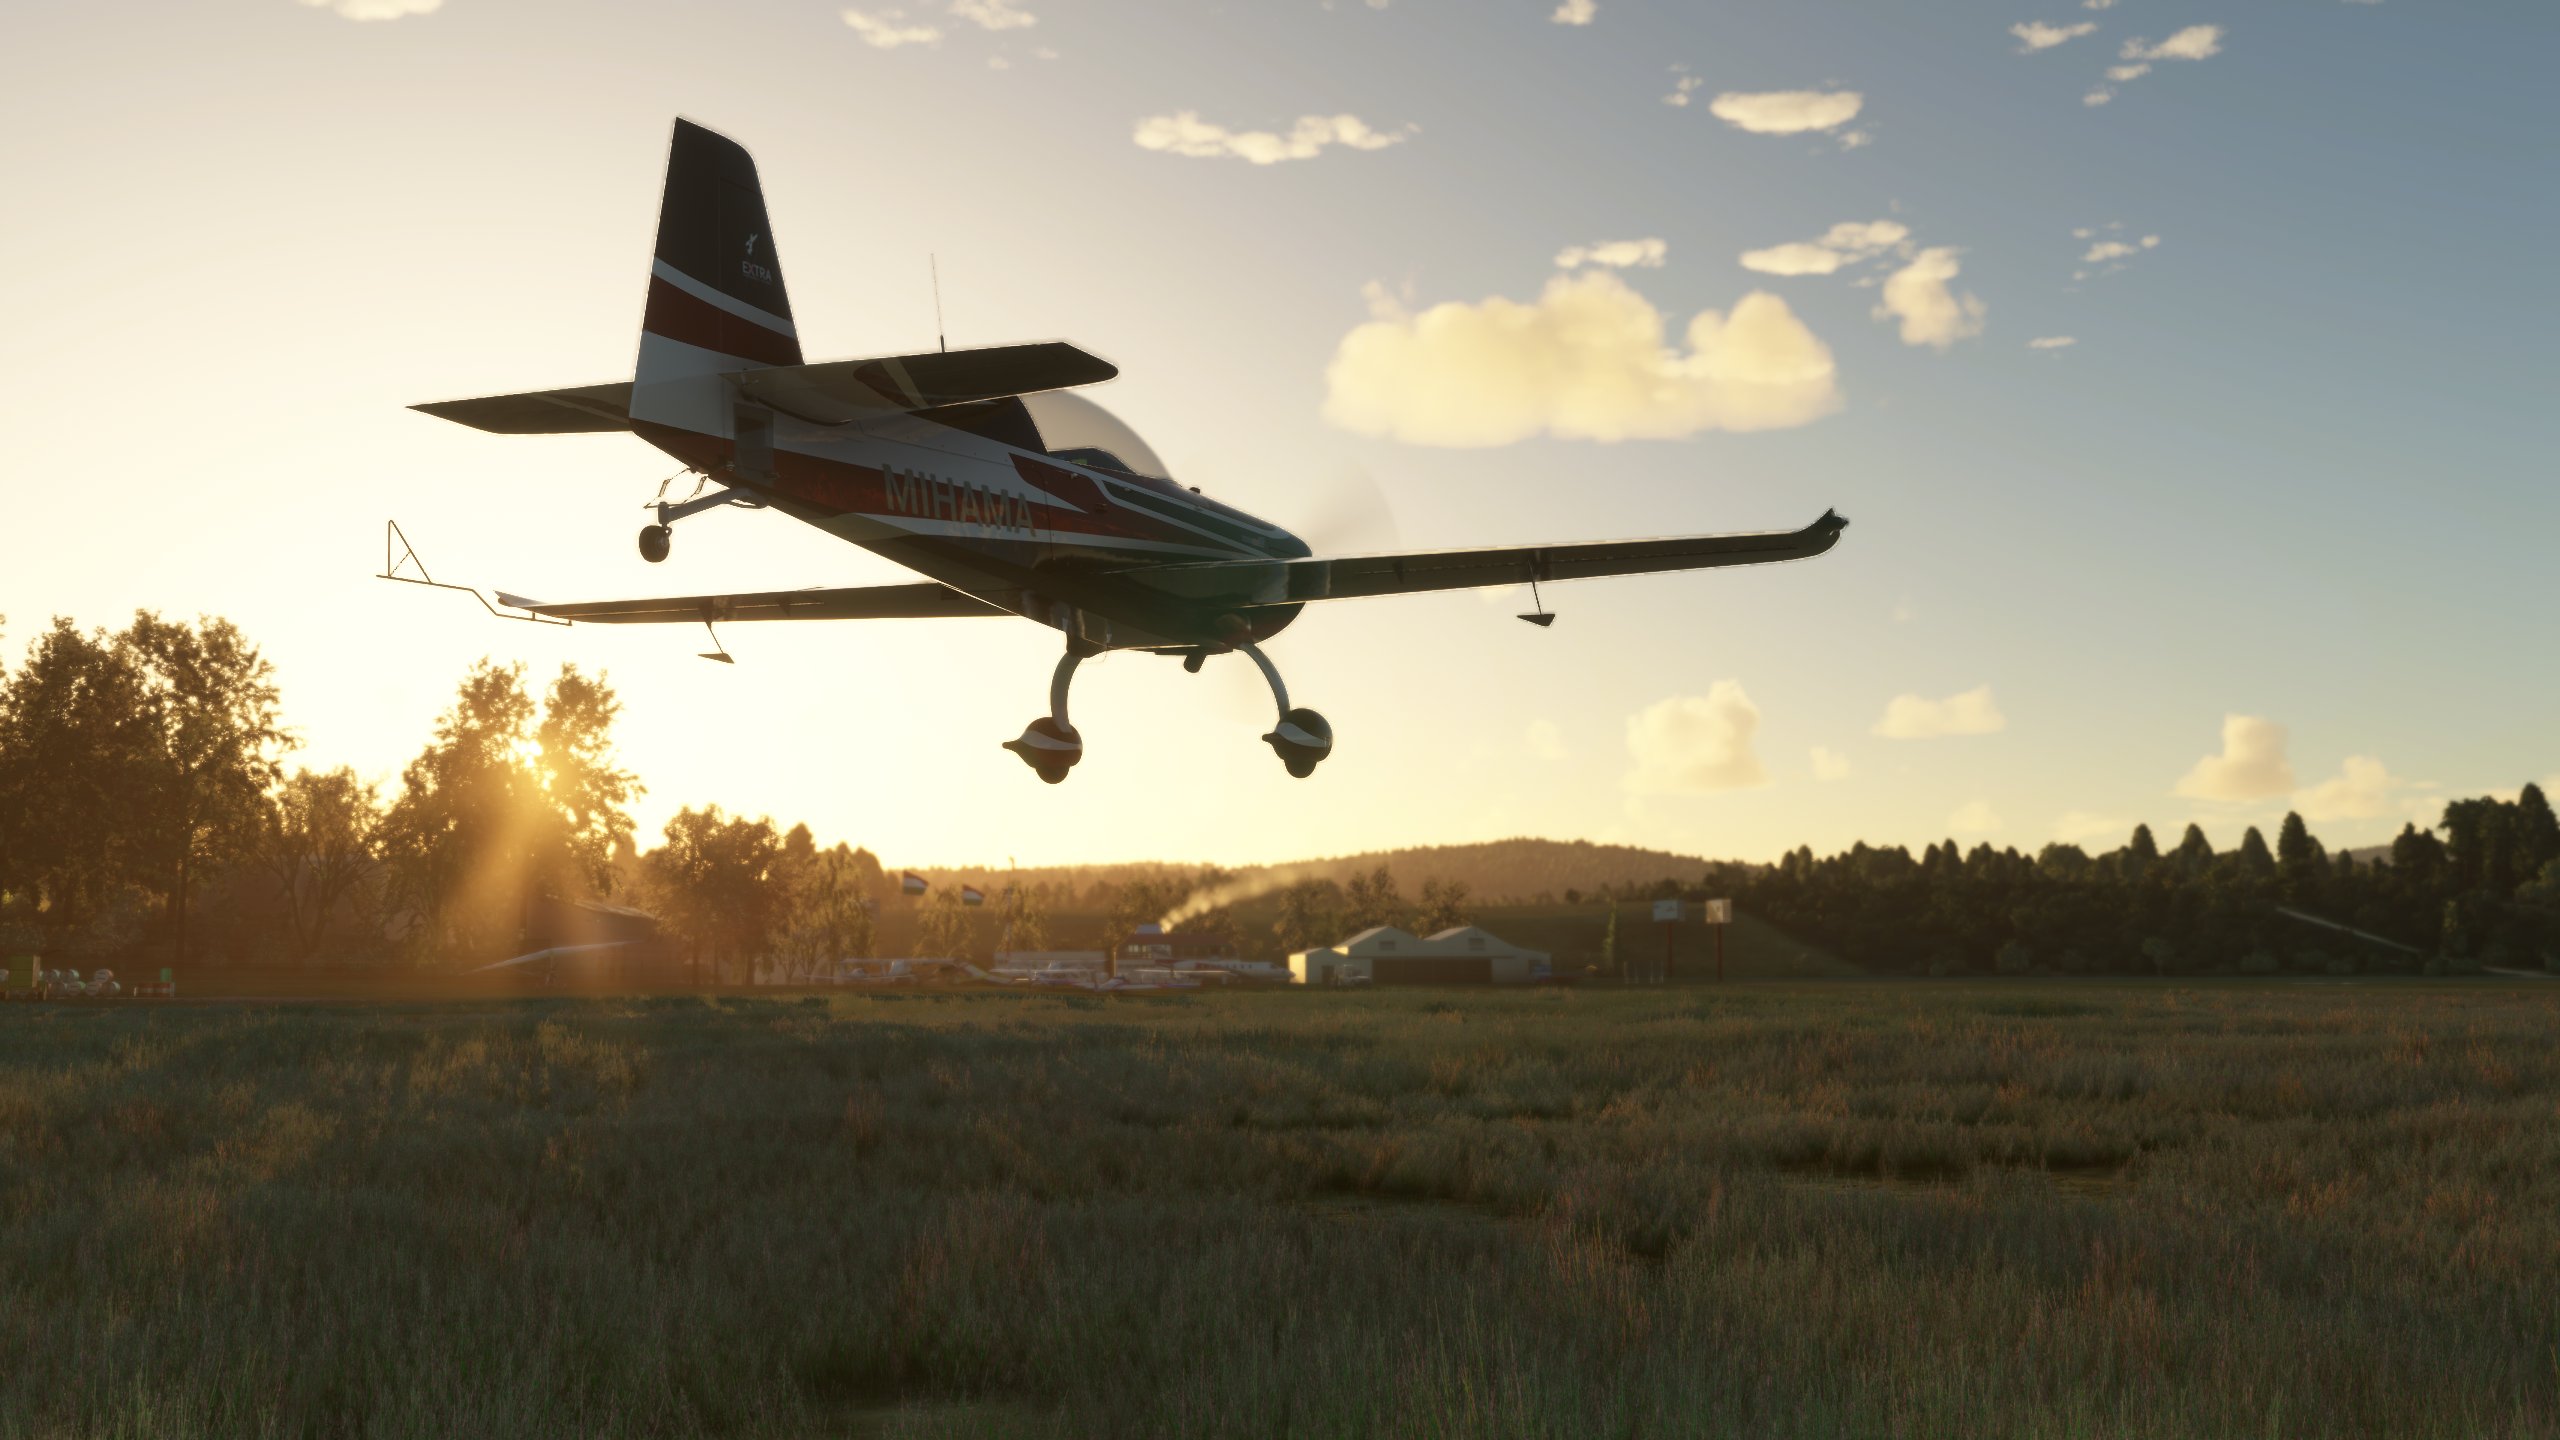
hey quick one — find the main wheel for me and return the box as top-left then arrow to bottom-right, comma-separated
639,524 -> 672,563
1264,707 -> 1333,778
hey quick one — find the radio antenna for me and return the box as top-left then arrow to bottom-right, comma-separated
931,254 -> 948,353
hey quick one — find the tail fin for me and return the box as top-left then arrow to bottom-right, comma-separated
631,119 -> 803,437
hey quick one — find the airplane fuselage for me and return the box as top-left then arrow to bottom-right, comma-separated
632,404 -> 1310,655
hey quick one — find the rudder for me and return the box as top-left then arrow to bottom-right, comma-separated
632,119 -> 803,438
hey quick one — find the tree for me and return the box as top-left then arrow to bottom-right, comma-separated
1272,879 -> 1344,956
915,887 -> 976,962
1415,876 -> 1472,935
254,767 -> 381,966
2127,824 -> 2162,870
122,613 -> 291,965
0,619 -> 156,941
2275,811 -> 2327,900
2519,784 -> 2560,879
2171,824 -> 2215,877
647,806 -> 784,982
378,661 -> 638,961
773,842 -> 877,972
1342,865 -> 1403,933
2234,827 -> 2276,883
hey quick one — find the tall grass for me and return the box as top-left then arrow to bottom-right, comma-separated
2,983 -> 2555,1437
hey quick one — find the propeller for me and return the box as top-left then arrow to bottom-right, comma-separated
1293,463 -> 1401,555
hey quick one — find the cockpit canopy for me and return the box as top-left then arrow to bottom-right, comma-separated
1021,391 -> 1172,481
916,390 -> 1173,482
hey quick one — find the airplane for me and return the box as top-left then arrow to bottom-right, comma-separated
411,119 -> 1849,784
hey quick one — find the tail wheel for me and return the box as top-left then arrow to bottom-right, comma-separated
638,525 -> 672,563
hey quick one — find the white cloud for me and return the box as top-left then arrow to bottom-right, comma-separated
2127,25 -> 2224,61
949,0 -> 1035,28
1664,72 -> 1705,107
1555,237 -> 1667,270
1811,746 -> 1851,781
2083,88 -> 2116,106
1322,271 -> 1842,446
1552,0 -> 1597,24
1873,247 -> 1985,349
1527,719 -> 1570,762
300,0 -> 439,17
2106,63 -> 2152,82
1740,219 -> 1910,276
2295,755 -> 2420,822
1624,683 -> 1770,795
1134,112 -> 1411,165
2028,335 -> 2077,349
2083,0 -> 2117,8
2012,20 -> 2097,51
2174,715 -> 2295,802
2084,241 -> 2138,262
1873,686 -> 2006,739
1950,800 -> 2003,834
1708,90 -> 1865,135
843,7 -> 941,46
1836,129 -> 1874,151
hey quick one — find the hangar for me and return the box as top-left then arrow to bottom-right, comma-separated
1289,926 -> 1551,986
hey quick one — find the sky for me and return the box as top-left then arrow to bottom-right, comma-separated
1,0 -> 2553,871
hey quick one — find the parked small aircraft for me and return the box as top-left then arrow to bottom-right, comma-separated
412,120 -> 1848,783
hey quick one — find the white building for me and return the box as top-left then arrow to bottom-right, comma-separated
1289,926 -> 1551,986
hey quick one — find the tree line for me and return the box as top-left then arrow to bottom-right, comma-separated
1724,798 -> 2560,976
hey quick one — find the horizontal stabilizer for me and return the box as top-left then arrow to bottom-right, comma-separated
412,382 -> 633,435
1123,510 -> 1851,608
498,581 -> 1007,624
413,342 -> 1114,435
732,342 -> 1117,425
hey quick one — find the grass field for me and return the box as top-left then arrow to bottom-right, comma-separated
4,981 -> 2557,1437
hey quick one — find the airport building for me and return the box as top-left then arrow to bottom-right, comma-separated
1289,926 -> 1551,986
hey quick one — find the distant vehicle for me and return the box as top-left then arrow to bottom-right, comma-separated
413,119 -> 1847,783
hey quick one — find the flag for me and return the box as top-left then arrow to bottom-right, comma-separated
961,886 -> 985,907
901,872 -> 927,895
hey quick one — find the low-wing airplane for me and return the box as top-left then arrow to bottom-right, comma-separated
412,120 -> 1847,783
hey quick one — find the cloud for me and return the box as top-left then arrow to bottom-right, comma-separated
2092,25 -> 2223,102
300,0 -> 440,17
949,0 -> 1035,28
1323,270 -> 1842,446
2082,0 -> 2116,7
1625,683 -> 1770,794
1552,0 -> 1597,24
2082,234 -> 2159,264
1739,219 -> 1910,276
2028,335 -> 2077,349
1874,686 -> 2005,739
2127,25 -> 2224,61
2174,715 -> 2295,802
1708,90 -> 1865,135
1950,800 -> 2003,834
1555,237 -> 1667,270
2294,756 -> 2419,822
1664,72 -> 1705,107
843,7 -> 941,46
1134,112 -> 1411,165
1873,247 -> 1985,349
1811,746 -> 1851,781
2012,20 -> 2097,51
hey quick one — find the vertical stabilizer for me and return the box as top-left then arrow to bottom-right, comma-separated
631,119 -> 803,439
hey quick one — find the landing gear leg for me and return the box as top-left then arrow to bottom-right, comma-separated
1004,648 -> 1087,784
1241,642 -> 1331,778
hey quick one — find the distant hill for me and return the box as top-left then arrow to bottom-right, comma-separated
913,837 -> 1720,906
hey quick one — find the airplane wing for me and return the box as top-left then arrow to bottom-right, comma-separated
493,581 -> 1007,624
1123,509 -> 1849,608
412,342 -> 1115,435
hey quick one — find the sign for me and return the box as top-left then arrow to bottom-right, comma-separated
1651,899 -> 1682,924
1701,899 -> 1733,925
